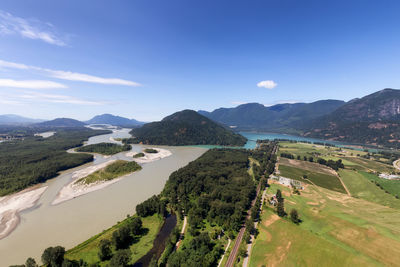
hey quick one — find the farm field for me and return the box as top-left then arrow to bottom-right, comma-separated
249,183 -> 400,267
278,163 -> 346,194
338,169 -> 400,209
359,171 -> 400,197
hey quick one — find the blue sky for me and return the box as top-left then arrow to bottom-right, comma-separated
0,0 -> 400,121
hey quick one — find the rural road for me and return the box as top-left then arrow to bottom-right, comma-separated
226,143 -> 277,267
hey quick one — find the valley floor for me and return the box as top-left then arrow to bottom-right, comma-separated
249,141 -> 400,267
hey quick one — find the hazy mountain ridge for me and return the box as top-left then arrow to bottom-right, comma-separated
36,118 -> 87,128
85,114 -> 144,127
0,114 -> 44,125
305,88 -> 400,147
199,100 -> 345,131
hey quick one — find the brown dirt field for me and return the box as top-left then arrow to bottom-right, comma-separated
263,214 -> 280,227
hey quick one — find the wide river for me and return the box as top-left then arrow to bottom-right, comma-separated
0,129 -> 207,266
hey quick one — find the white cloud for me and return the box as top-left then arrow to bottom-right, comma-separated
18,91 -> 104,105
0,79 -> 67,89
0,10 -> 66,46
47,70 -> 141,86
257,80 -> 277,89
0,59 -> 141,87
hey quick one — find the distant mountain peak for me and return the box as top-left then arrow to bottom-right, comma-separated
36,118 -> 86,127
0,114 -> 44,125
86,114 -> 144,127
131,109 -> 247,146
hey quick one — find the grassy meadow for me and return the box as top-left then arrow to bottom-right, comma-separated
249,183 -> 400,267
65,214 -> 163,266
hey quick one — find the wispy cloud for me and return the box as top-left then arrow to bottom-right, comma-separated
0,79 -> 66,89
257,80 -> 277,89
0,59 -> 141,87
0,10 -> 66,46
0,90 -> 104,106
19,91 -> 104,105
47,70 -> 141,86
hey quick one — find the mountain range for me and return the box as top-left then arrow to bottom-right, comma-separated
2,88 -> 400,148
199,100 -> 345,132
0,114 -> 144,128
199,88 -> 400,148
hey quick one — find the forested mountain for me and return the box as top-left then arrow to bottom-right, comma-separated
36,118 -> 86,128
0,114 -> 44,125
304,88 -> 400,148
86,114 -> 144,127
130,110 -> 247,146
199,100 -> 345,132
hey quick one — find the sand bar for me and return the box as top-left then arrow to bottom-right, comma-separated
52,160 -> 118,205
126,148 -> 172,163
0,186 -> 48,239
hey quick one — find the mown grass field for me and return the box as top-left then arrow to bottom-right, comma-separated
278,141 -> 395,174
342,157 -> 394,173
339,169 -> 400,209
278,164 -> 346,194
249,183 -> 400,267
65,214 -> 163,266
359,171 -> 400,197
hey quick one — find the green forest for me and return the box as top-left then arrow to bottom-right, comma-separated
0,128 -> 109,196
14,142 -> 277,266
130,110 -> 247,146
75,143 -> 131,155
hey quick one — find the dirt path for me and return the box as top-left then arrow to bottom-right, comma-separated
218,239 -> 232,267
337,174 -> 351,197
393,159 -> 400,172
175,216 -> 187,250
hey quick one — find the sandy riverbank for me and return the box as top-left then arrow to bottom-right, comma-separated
52,160 -> 118,205
0,186 -> 48,240
52,148 -> 172,205
126,148 -> 172,163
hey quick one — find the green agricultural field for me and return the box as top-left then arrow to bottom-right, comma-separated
66,214 -> 163,266
338,169 -> 400,209
342,157 -> 394,173
77,160 -> 141,185
358,171 -> 400,197
249,183 -> 400,267
278,164 -> 346,194
278,141 -> 368,160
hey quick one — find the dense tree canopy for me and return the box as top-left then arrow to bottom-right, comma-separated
0,128 -> 109,196
130,110 -> 247,146
76,142 -> 131,155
